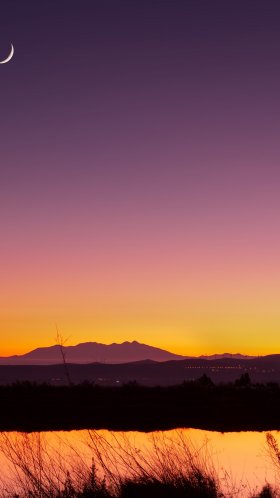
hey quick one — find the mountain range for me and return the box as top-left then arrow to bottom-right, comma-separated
0,341 -> 255,365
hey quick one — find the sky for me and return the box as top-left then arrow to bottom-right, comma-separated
1,0 -> 280,356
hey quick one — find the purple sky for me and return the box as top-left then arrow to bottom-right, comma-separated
1,1 -> 280,355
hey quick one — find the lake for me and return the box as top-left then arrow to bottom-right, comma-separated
0,428 -> 279,497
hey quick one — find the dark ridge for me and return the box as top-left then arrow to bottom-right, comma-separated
0,379 -> 280,432
0,355 -> 280,385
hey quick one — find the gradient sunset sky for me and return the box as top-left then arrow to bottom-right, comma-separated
1,1 -> 280,356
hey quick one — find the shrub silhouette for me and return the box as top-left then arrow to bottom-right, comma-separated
119,474 -> 221,498
196,374 -> 214,388
251,484 -> 276,497
235,373 -> 251,387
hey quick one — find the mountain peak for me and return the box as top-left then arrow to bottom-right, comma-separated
0,341 -> 187,365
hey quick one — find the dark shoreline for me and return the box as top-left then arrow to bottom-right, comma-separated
1,380 -> 280,433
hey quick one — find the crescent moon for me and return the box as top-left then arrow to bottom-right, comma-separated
0,44 -> 14,64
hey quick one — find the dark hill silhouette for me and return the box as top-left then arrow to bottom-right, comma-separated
0,355 -> 280,385
0,341 -> 188,365
199,353 -> 255,360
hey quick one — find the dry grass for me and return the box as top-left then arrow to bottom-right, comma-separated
0,430 -> 278,497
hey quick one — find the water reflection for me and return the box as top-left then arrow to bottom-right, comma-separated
0,429 -> 278,497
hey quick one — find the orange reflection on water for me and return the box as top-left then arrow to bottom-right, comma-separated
0,429 -> 279,497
